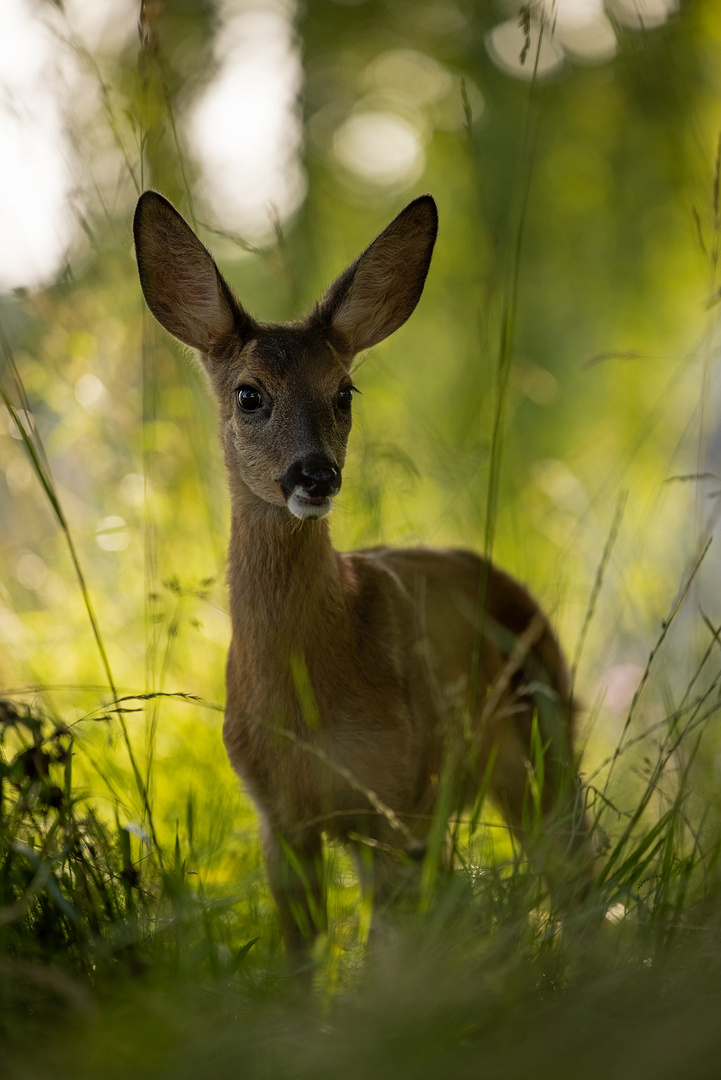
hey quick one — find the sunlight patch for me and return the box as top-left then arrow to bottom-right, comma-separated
74,373 -> 107,410
16,553 -> 47,591
119,473 -> 147,507
361,49 -> 484,132
607,0 -> 679,29
95,515 -> 130,551
485,18 -> 566,81
333,111 -> 425,188
188,0 -> 305,244
0,0 -> 74,290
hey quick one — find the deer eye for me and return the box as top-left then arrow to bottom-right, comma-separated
237,386 -> 264,413
336,387 -> 353,412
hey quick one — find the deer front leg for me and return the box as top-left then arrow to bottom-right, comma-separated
350,837 -> 425,951
260,819 -> 327,963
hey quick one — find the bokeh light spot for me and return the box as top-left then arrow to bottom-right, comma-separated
74,373 -> 107,410
95,516 -> 130,551
16,553 -> 48,591
333,111 -> 425,188
188,1 -> 305,243
486,18 -> 566,80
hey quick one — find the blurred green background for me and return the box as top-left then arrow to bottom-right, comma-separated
2,0 -> 719,838
2,1 -> 721,1071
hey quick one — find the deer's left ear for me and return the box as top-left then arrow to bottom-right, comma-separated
312,195 -> 438,360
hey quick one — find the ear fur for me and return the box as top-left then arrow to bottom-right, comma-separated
133,191 -> 255,354
313,195 -> 437,358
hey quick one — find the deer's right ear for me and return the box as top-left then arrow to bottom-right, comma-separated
133,191 -> 254,355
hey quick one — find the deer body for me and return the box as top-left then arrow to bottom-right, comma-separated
134,192 -> 589,958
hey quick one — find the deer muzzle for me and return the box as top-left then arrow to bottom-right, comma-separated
279,455 -> 342,520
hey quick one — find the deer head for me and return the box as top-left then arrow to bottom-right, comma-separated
133,192 -> 438,520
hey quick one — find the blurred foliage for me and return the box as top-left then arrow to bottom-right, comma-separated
1,0 -> 721,1071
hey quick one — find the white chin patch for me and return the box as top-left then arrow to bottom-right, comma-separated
287,490 -> 334,521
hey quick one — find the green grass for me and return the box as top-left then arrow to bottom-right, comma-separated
2,677 -> 721,1079
2,527 -> 721,1076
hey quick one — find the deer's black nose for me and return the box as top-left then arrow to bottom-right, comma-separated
280,455 -> 342,499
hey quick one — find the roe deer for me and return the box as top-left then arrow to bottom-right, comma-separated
133,191 -> 592,961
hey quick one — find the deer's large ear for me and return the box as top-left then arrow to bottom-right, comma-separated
133,191 -> 255,354
313,195 -> 437,359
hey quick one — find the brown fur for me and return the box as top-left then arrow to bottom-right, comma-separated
133,191 -> 593,959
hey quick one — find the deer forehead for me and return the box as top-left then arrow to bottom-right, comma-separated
214,327 -> 349,399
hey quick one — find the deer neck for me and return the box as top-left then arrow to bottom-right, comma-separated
226,477 -> 345,661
